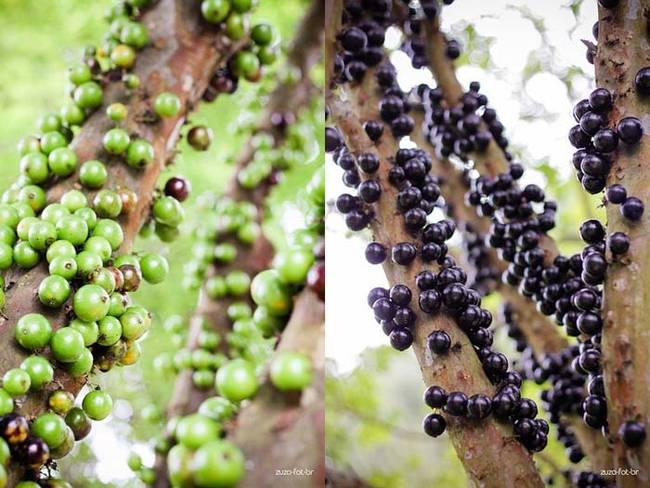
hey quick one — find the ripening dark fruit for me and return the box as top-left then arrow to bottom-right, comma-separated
444,391 -> 468,416
445,39 -> 461,59
422,413 -> 446,437
588,88 -> 612,113
580,219 -> 605,244
621,197 -> 644,221
427,330 -> 451,354
325,127 -> 342,152
363,120 -> 383,141
187,125 -> 213,151
340,27 -> 367,53
423,385 -> 447,408
164,177 -> 191,202
592,128 -> 618,153
389,284 -> 412,306
419,289 -> 441,314
606,184 -> 627,204
635,67 -> 650,95
598,0 -> 618,7
467,394 -> 492,419
307,262 -> 325,300
608,231 -> 630,255
389,327 -> 413,351
365,242 -> 387,264
0,414 -> 29,445
358,153 -> 380,173
19,436 -> 50,469
617,117 -> 643,144
391,242 -> 417,265
619,420 -> 646,447
65,407 -> 92,441
120,264 -> 142,292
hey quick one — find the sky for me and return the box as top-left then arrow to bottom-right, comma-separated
325,0 -> 598,374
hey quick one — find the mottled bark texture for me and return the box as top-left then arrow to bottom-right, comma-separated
228,290 -> 325,488
3,0 -> 241,484
596,2 -> 650,485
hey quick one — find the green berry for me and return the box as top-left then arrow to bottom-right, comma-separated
139,253 -> 169,284
65,407 -> 92,441
215,358 -> 258,402
76,251 -> 103,277
214,243 -> 236,263
39,131 -> 67,155
153,196 -> 184,227
0,243 -> 13,270
40,203 -> 70,224
48,390 -> 75,415
68,64 -> 92,85
38,113 -> 62,133
167,444 -> 194,487
127,452 -> 142,471
38,275 -> 71,308
60,190 -> 88,212
250,270 -> 291,315
74,82 -> 103,109
0,391 -> 12,416
119,308 -> 149,340
270,352 -> 312,391
50,328 -> 86,363
2,368 -> 31,397
126,139 -> 154,168
124,73 -> 141,89
13,241 -> 39,269
232,51 -> 259,79
75,207 -> 98,231
65,346 -> 94,377
106,103 -> 128,122
257,46 -> 278,66
49,256 -> 78,280
68,318 -> 99,347
17,135 -> 41,155
191,440 -> 245,488
60,104 -> 86,126
120,22 -> 149,49
93,190 -> 123,218
28,220 -> 57,250
82,390 -> 113,420
225,270 -> 250,296
225,13 -> 248,40
31,413 -> 67,449
92,219 -> 124,250
79,160 -> 108,189
89,267 -> 116,294
46,240 -> 76,263
205,276 -> 227,299
13,203 -> 35,221
18,185 -> 47,212
0,225 -> 16,246
56,216 -> 88,245
111,44 -> 136,69
154,92 -> 181,118
97,316 -> 122,346
201,0 -> 231,22
103,128 -> 131,154
0,205 -> 19,229
155,222 -> 179,242
251,23 -> 275,46
84,236 -> 112,262
175,413 -> 220,449
274,248 -> 314,284
20,355 -> 54,389
48,147 -> 78,177
73,284 -> 110,322
19,153 -> 50,184
198,397 -> 236,423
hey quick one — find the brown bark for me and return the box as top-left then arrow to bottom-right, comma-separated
2,1 -> 241,484
227,289 -> 325,488
596,2 -> 650,485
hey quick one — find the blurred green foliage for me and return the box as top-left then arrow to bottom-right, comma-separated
0,0 -> 319,486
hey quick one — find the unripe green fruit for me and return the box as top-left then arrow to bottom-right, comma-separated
68,318 -> 99,347
93,190 -> 123,219
31,413 -> 67,449
48,147 -> 78,177
48,390 -> 75,415
39,131 -> 67,155
153,196 -> 184,227
60,104 -> 86,126
0,391 -> 13,416
60,190 -> 87,212
79,160 -> 108,189
103,128 -> 131,154
154,92 -> 181,117
175,413 -> 220,449
225,13 -> 248,40
201,0 -> 230,23
274,248 -> 314,284
270,351 -> 313,391
2,368 -> 31,397
46,240 -> 76,263
111,44 -> 136,69
38,113 -> 62,133
215,358 -> 258,402
82,390 -> 113,420
49,256 -> 78,280
92,219 -> 124,250
251,23 -> 275,46
38,275 -> 71,308
84,236 -> 113,262
120,21 -> 149,49
68,64 -> 92,85
75,207 -> 98,231
250,270 -> 291,316
191,440 -> 245,488
74,284 -> 110,322
65,347 -> 94,377
76,251 -> 104,277
56,216 -> 88,245
126,139 -> 154,168
74,82 -> 103,109
13,241 -> 39,269
98,316 -> 123,346
0,243 -> 13,270
50,328 -> 86,363
28,220 -> 57,251
139,253 -> 169,284
18,185 -> 47,212
40,203 -> 70,225
106,103 -> 128,122
20,153 -> 50,184
20,355 -> 54,389
15,314 -> 51,351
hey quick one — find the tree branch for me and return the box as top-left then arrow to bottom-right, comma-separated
1,0 -> 242,483
596,2 -> 650,484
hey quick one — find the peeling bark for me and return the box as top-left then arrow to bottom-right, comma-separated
2,1 -> 241,484
596,2 -> 650,485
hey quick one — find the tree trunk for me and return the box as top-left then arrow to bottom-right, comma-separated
2,1 -> 242,484
596,2 -> 650,485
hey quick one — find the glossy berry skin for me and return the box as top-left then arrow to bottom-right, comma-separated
2,368 -> 31,397
15,313 -> 52,350
103,128 -> 131,155
216,359 -> 258,402
588,88 -> 612,113
391,242 -> 417,265
423,413 -> 446,437
365,242 -> 387,264
621,197 -> 644,221
187,125 -> 213,151
126,139 -> 155,168
73,284 -> 110,323
270,352 -> 313,391
608,231 -> 630,255
444,391 -> 468,416
619,421 -> 646,447
65,407 -> 92,440
467,394 -> 492,419
74,82 -> 103,109
617,117 -> 643,144
82,390 -> 113,420
154,92 -> 181,117
50,328 -> 86,363
389,327 -> 413,351
31,413 -> 67,449
579,219 -> 605,244
19,436 -> 50,469
423,385 -> 447,408
0,414 -> 29,445
192,440 -> 245,488
606,184 -> 627,204
635,67 -> 650,95
164,177 -> 191,202
427,330 -> 451,354
593,128 -> 618,153
139,253 -> 169,284
201,0 -> 230,23
38,275 -> 71,308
